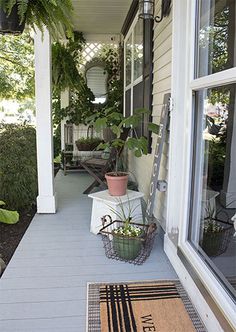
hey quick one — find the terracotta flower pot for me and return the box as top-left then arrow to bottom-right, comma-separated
105,172 -> 129,196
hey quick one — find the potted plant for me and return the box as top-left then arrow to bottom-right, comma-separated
75,137 -> 103,151
108,199 -> 144,260
200,202 -> 234,256
0,3 -> 25,34
0,1 -> 74,38
100,199 -> 157,261
89,108 -> 159,196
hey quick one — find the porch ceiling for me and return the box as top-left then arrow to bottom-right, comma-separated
71,0 -> 133,35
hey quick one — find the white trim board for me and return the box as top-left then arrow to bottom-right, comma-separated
166,0 -> 236,330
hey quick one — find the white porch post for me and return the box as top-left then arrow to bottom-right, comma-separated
35,28 -> 57,213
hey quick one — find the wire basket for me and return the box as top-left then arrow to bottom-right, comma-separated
99,215 -> 157,265
200,219 -> 234,257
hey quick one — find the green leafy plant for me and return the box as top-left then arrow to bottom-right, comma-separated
97,46 -> 123,113
52,32 -> 86,93
0,124 -> 37,210
0,201 -> 19,224
0,0 -> 74,39
105,197 -> 144,261
88,109 -> 159,173
109,197 -> 142,237
52,33 -> 95,127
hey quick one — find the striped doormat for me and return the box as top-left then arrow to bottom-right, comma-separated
87,281 -> 206,332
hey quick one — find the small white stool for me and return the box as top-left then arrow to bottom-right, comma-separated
88,190 -> 144,234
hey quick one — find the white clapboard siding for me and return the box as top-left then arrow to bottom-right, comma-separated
128,0 -> 172,230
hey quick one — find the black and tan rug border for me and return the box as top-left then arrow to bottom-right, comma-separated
86,280 -> 206,332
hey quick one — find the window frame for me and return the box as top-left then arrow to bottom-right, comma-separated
124,13 -> 144,116
167,0 -> 236,328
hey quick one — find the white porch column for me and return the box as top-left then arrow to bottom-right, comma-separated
35,28 -> 57,213
60,89 -> 70,150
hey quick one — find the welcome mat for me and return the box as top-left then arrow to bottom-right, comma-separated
87,281 -> 206,332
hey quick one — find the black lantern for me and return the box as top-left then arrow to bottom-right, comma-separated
138,0 -> 155,20
138,0 -> 172,23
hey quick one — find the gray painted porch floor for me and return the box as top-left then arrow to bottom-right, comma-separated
0,171 -> 177,332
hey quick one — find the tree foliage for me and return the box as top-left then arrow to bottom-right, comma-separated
199,3 -> 232,105
0,32 -> 34,100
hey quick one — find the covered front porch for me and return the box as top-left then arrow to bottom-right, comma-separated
0,171 -> 176,331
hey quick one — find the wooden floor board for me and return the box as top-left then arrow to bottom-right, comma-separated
0,171 -> 177,331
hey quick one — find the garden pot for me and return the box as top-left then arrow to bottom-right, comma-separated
112,233 -> 143,260
105,172 -> 129,196
201,222 -> 233,257
0,5 -> 25,34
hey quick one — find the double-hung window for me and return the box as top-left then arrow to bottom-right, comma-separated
123,9 -> 153,145
170,0 -> 236,328
124,15 -> 144,118
189,0 -> 236,301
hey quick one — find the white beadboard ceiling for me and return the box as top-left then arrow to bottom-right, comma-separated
71,0 -> 133,35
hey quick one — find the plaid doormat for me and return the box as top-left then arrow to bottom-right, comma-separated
87,280 -> 206,332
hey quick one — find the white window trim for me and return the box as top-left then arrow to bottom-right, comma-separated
190,68 -> 236,90
123,13 -> 143,116
167,0 -> 236,329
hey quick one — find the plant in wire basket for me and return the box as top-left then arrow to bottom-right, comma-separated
108,197 -> 145,260
201,201 -> 234,257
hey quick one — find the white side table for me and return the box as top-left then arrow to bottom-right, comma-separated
88,190 -> 144,234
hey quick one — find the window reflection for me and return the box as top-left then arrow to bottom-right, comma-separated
196,0 -> 236,77
125,35 -> 132,86
134,19 -> 143,81
189,84 -> 236,298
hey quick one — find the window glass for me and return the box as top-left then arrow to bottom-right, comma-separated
133,19 -> 143,81
196,0 -> 236,78
125,35 -> 132,87
189,84 -> 236,299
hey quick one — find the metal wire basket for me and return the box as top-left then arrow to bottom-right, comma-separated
99,215 -> 157,265
200,219 -> 234,257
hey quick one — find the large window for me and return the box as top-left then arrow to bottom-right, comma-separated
123,12 -> 153,144
188,0 -> 236,300
124,16 -> 144,117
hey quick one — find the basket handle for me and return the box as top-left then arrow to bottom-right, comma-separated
147,223 -> 157,236
101,215 -> 113,227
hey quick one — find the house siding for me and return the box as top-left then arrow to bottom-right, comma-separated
128,0 -> 172,230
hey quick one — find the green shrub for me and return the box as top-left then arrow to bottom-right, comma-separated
53,124 -> 61,158
0,124 -> 37,210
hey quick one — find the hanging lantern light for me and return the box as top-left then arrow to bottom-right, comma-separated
138,0 -> 172,23
138,0 -> 155,20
